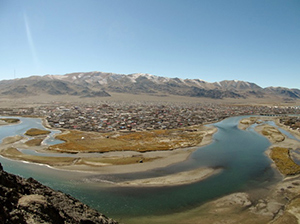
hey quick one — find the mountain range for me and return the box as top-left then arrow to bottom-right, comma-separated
0,71 -> 299,100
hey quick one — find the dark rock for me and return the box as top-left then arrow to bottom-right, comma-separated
0,163 -> 118,224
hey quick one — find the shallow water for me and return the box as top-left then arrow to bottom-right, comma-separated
0,116 -> 63,145
0,116 -> 281,220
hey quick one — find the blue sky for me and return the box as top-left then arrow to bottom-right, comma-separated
1,0 -> 299,88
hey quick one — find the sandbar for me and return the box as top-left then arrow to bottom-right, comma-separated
118,167 -> 222,187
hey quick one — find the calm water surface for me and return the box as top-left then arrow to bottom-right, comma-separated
0,116 -> 281,220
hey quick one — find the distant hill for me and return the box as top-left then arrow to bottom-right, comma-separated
0,71 -> 299,100
0,75 -> 110,98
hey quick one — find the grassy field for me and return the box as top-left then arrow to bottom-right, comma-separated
0,147 -> 160,166
256,124 -> 300,175
25,128 -> 51,136
49,127 -> 206,153
25,138 -> 44,146
0,147 -> 75,166
270,147 -> 300,175
261,126 -> 285,143
0,118 -> 20,123
1,124 -> 209,166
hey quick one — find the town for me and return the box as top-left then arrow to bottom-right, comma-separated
1,102 -> 300,133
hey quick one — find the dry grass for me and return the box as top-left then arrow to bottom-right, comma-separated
270,147 -> 300,175
0,147 -> 75,166
25,138 -> 44,146
49,130 -> 126,152
0,118 -> 20,123
0,147 -> 160,166
25,128 -> 51,136
49,128 -> 205,153
261,126 -> 285,143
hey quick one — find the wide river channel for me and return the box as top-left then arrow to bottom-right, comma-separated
0,116 -> 285,221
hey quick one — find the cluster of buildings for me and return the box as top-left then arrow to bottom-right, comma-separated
1,102 -> 300,133
0,108 -> 34,116
44,103 -> 224,132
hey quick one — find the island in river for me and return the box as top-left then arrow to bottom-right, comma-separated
0,119 -> 219,183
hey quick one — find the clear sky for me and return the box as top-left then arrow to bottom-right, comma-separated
1,0 -> 299,88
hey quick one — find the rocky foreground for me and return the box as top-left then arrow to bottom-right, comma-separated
0,163 -> 118,224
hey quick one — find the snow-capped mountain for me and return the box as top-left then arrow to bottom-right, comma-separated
0,71 -> 299,100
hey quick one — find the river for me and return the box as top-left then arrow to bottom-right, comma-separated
0,116 -> 285,221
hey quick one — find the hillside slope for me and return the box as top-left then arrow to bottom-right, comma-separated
0,163 -> 118,224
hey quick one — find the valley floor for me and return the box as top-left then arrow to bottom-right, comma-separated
1,115 -> 300,223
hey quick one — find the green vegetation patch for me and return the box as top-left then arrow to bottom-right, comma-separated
0,118 -> 20,123
25,128 -> 51,136
270,147 -> 300,175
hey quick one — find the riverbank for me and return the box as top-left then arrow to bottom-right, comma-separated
0,118 -> 20,126
0,120 -> 218,179
239,116 -> 300,172
238,116 -> 300,223
124,116 -> 300,224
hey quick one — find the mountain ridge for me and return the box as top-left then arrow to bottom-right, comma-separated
0,71 -> 299,100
